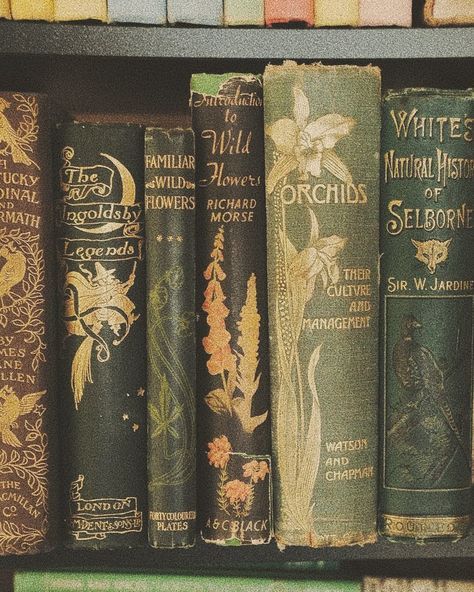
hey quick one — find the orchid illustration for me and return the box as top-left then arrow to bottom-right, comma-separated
266,87 -> 355,193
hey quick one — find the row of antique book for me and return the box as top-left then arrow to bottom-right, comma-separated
1,0 -> 474,27
9,572 -> 474,592
0,63 -> 472,556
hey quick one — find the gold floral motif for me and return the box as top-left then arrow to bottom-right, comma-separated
0,402 -> 49,554
0,94 -> 39,170
0,228 -> 46,372
64,262 -> 139,409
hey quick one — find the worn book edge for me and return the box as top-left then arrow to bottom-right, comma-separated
424,0 -> 474,25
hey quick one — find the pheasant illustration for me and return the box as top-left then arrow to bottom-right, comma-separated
0,98 -> 38,169
0,386 -> 45,448
390,315 -> 470,468
0,242 -> 27,304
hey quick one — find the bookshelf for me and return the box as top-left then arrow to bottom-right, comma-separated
0,10 -> 472,588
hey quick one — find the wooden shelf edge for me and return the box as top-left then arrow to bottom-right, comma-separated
1,21 -> 473,59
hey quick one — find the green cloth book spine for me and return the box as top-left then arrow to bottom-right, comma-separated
56,123 -> 147,549
191,73 -> 272,545
0,92 -> 58,555
380,88 -> 473,541
14,572 -> 361,592
145,127 -> 196,548
264,62 -> 380,548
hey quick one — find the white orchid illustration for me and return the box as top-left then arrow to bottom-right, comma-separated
266,87 -> 355,193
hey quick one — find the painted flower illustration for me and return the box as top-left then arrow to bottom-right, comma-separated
288,209 -> 347,305
266,87 -> 355,193
207,435 -> 232,469
243,460 -> 270,484
224,479 -> 252,504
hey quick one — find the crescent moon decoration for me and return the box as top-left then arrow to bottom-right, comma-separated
77,152 -> 136,235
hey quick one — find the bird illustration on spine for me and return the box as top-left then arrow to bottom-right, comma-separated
389,315 -> 471,486
64,262 -> 139,409
0,386 -> 45,448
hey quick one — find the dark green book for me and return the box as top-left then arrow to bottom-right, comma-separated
55,123 -> 147,549
14,571 -> 359,592
380,89 -> 473,541
145,127 -> 196,548
264,62 -> 381,548
191,73 -> 272,545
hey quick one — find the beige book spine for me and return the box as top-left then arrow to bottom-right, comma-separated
11,0 -> 54,20
54,0 -> 107,22
0,0 -> 11,19
424,0 -> 474,26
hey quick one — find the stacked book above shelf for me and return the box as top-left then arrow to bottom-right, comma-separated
1,0 -> 473,27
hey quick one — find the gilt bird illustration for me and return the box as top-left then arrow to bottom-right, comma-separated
389,315 -> 470,468
0,98 -> 38,169
0,386 -> 45,448
0,242 -> 27,303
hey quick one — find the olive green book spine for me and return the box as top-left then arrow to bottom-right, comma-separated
380,89 -> 473,541
14,572 -> 360,592
264,62 -> 381,548
56,123 -> 147,549
0,92 -> 58,555
145,127 -> 196,548
191,73 -> 272,545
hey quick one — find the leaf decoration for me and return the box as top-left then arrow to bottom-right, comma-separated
323,149 -> 353,184
266,153 -> 298,195
205,388 -> 232,416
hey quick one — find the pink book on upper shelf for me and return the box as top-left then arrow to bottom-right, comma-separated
265,0 -> 314,26
359,0 -> 412,27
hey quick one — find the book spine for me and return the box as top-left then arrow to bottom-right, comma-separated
265,62 -> 380,548
14,571 -> 361,592
363,577 -> 474,592
314,0 -> 358,27
424,0 -> 474,26
108,0 -> 166,24
0,0 -> 11,18
224,0 -> 264,26
145,128 -> 196,549
167,0 -> 223,25
265,0 -> 314,26
191,73 -> 272,545
56,123 -> 147,549
359,0 -> 412,27
54,0 -> 107,22
11,0 -> 54,20
0,92 -> 58,555
380,88 -> 473,541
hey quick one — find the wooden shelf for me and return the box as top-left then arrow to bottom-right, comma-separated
0,535 -> 473,571
0,21 -> 473,59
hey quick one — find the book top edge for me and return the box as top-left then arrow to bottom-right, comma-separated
144,126 -> 193,135
263,61 -> 381,77
190,72 -> 262,95
56,121 -> 144,129
384,87 -> 474,99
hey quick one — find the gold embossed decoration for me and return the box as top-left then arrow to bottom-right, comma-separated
0,95 -> 39,170
64,262 -> 139,409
